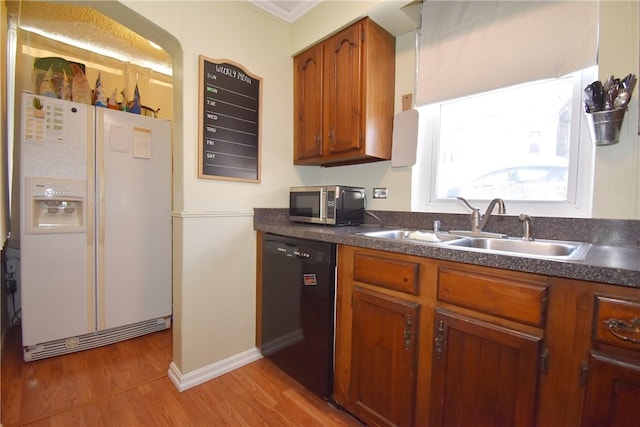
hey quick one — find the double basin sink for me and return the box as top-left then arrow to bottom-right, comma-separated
356,228 -> 591,261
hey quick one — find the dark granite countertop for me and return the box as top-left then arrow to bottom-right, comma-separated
254,209 -> 640,289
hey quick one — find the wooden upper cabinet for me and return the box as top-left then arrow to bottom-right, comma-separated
293,43 -> 324,161
293,17 -> 395,166
324,23 -> 362,156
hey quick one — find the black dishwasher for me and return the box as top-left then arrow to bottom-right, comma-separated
260,233 -> 336,400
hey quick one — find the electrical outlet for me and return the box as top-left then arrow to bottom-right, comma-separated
373,188 -> 388,199
6,260 -> 17,274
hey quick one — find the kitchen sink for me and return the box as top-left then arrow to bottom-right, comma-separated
445,236 -> 591,260
356,229 -> 465,243
356,228 -> 591,260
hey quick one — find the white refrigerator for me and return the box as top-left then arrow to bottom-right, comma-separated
19,92 -> 172,361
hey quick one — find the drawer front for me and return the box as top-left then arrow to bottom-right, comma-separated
593,295 -> 640,352
353,252 -> 420,295
437,267 -> 548,327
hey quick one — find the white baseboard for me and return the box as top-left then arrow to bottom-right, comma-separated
168,347 -> 263,392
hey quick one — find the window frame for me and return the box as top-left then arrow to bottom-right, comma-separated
411,67 -> 597,218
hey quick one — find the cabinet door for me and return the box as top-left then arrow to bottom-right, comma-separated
582,351 -> 640,427
324,22 -> 363,156
431,309 -> 542,427
349,287 -> 419,427
293,43 -> 324,162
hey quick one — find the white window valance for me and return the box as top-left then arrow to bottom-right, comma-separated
416,0 -> 599,105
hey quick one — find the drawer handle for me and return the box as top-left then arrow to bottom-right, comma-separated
604,317 -> 640,344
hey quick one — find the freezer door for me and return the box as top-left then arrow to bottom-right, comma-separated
19,94 -> 95,346
95,108 -> 172,330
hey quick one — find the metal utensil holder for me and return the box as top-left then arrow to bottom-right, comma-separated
585,108 -> 626,146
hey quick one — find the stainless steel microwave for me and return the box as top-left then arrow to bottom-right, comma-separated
289,186 -> 365,226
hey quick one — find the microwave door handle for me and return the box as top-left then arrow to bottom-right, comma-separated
319,187 -> 327,223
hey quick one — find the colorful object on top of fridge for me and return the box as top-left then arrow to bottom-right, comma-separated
120,88 -> 128,111
94,72 -> 107,107
19,92 -> 172,361
32,56 -> 155,115
129,83 -> 141,114
33,57 -> 74,99
107,87 -> 119,109
60,69 -> 72,101
38,67 -> 58,99
70,63 -> 92,105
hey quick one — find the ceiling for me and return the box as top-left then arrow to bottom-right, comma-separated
8,0 -> 420,77
249,0 -> 422,35
8,1 -> 172,74
8,0 -> 322,76
248,1 -> 322,23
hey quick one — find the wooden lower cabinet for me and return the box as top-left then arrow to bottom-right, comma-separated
582,351 -> 640,426
334,245 -> 432,426
349,287 -> 419,426
331,244 -> 640,426
430,309 -> 542,427
580,293 -> 640,427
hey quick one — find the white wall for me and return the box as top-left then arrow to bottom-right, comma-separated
1,0 -> 8,361
0,0 -> 7,241
592,1 -> 640,219
117,0 -> 319,374
291,0 -> 387,54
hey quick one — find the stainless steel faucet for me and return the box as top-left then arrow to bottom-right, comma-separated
457,197 -> 506,232
519,214 -> 534,240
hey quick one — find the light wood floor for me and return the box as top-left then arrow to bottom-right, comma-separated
1,326 -> 360,426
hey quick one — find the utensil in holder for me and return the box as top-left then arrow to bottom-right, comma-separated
585,108 -> 625,146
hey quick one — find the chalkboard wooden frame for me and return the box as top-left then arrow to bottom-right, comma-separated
198,56 -> 262,182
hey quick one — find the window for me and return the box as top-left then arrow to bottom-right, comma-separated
413,1 -> 599,218
412,67 -> 596,217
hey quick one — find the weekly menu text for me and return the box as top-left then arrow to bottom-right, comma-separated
198,56 -> 261,182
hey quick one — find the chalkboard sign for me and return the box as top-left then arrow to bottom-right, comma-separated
198,56 -> 261,182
